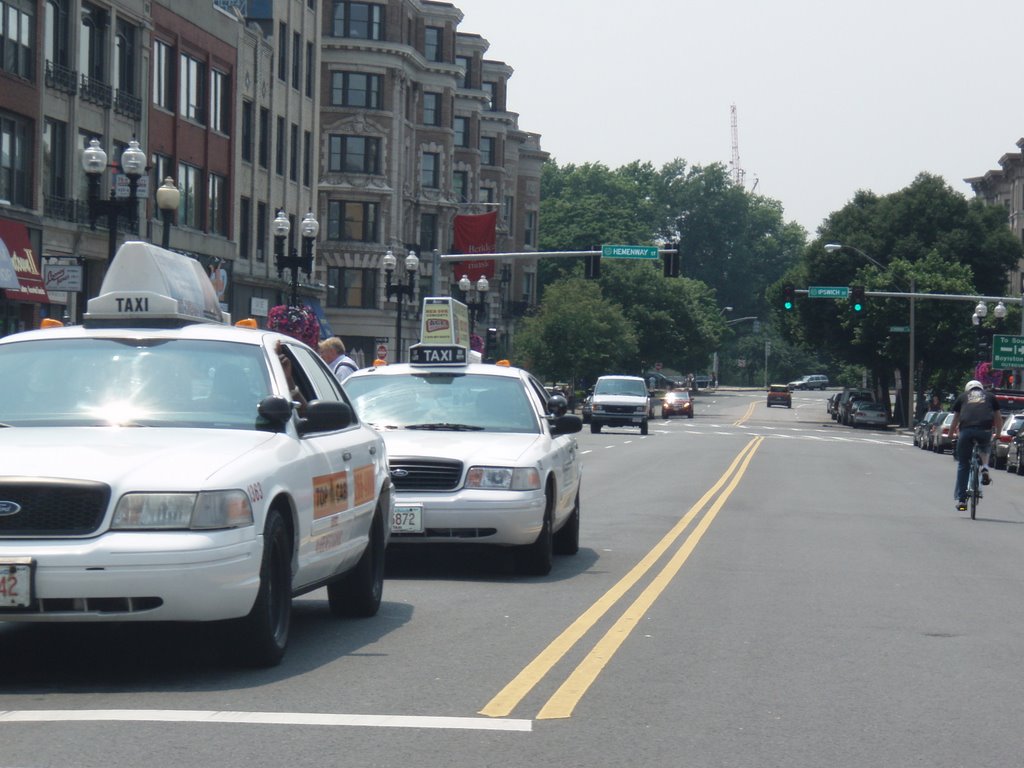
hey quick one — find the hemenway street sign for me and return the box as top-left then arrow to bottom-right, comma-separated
808,285 -> 850,299
992,334 -> 1024,368
601,244 -> 659,259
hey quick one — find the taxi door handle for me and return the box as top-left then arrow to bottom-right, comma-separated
343,451 -> 352,461
369,445 -> 377,455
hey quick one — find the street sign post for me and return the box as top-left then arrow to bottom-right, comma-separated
992,334 -> 1024,368
808,286 -> 850,299
601,244 -> 659,260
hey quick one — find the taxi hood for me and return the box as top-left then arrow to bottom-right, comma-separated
0,428 -> 277,488
376,430 -> 544,464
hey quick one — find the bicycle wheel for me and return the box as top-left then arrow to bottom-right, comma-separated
970,455 -> 980,520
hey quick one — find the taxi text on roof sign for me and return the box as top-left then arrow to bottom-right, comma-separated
85,241 -> 229,326
409,344 -> 468,365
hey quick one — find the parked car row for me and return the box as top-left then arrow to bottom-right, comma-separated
827,387 -> 882,428
914,410 -> 1024,466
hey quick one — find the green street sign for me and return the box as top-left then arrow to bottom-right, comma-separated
889,325 -> 910,333
808,285 -> 850,299
601,244 -> 659,260
992,334 -> 1024,368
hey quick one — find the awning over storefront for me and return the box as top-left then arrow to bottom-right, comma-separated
0,219 -> 49,303
302,297 -> 334,340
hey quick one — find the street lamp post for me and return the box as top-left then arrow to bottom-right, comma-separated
81,137 -> 147,265
273,210 -> 319,307
458,273 -> 490,335
383,249 -> 419,363
155,177 -> 180,249
825,242 -> 915,428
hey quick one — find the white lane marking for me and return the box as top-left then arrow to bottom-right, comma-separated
0,709 -> 532,732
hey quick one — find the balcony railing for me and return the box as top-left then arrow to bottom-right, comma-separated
45,60 -> 78,95
114,90 -> 142,120
43,194 -> 139,235
80,74 -> 112,108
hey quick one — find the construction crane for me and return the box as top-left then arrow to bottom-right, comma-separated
729,104 -> 745,188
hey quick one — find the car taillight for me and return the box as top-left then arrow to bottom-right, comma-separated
1000,434 -> 1012,443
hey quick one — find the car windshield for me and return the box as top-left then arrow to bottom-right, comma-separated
770,386 -> 788,393
594,378 -> 647,397
0,337 -> 271,429
345,372 -> 540,433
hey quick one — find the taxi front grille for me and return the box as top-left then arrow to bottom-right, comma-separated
389,459 -> 463,491
0,478 -> 110,536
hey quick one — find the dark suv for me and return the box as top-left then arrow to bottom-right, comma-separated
836,387 -> 875,426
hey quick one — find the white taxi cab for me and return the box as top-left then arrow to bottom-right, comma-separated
344,325 -> 583,576
0,242 -> 392,667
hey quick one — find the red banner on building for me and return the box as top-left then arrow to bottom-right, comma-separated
452,211 -> 497,280
0,218 -> 49,303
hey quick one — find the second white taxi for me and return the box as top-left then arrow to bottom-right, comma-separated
344,341 -> 583,576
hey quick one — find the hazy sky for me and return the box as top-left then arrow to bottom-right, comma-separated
455,0 -> 1022,236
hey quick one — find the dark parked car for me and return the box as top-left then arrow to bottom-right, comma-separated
837,388 -> 874,425
994,412 -> 1024,469
914,410 -> 944,448
1005,425 -> 1024,474
931,413 -> 957,454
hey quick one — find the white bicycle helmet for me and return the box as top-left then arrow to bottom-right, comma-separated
964,379 -> 984,393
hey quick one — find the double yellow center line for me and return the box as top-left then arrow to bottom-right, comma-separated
480,436 -> 765,720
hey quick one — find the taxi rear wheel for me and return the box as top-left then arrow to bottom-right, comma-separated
234,508 -> 292,667
515,491 -> 553,576
328,500 -> 385,618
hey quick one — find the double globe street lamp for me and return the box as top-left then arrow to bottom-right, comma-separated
273,210 -> 319,307
81,137 -> 147,265
383,249 -> 419,363
458,273 -> 489,335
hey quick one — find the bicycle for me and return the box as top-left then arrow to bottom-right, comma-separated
965,442 -> 983,520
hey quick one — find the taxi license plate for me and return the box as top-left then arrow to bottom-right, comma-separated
0,560 -> 32,607
392,504 -> 423,533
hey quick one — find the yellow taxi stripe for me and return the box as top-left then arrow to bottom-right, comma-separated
478,436 -> 763,718
536,436 -> 763,719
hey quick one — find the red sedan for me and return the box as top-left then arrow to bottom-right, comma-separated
661,389 -> 694,418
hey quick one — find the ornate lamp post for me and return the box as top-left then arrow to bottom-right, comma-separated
81,137 -> 147,265
458,273 -> 490,334
383,249 -> 419,363
273,209 -> 318,307
155,177 -> 180,249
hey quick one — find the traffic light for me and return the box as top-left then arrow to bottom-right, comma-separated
663,245 -> 680,278
850,285 -> 865,312
782,284 -> 795,311
584,252 -> 601,280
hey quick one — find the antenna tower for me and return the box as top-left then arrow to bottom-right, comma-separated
730,104 -> 745,187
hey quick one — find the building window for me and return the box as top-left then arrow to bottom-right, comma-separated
452,170 -> 468,203
455,54 -> 471,88
275,116 -> 285,175
328,135 -> 380,174
289,123 -> 299,181
330,71 -> 381,108
305,41 -> 314,97
0,113 -> 30,206
524,210 -> 537,247
152,154 -> 172,195
421,152 -> 439,189
331,1 -> 384,40
258,107 -> 270,168
480,136 -> 495,166
482,81 -> 496,111
327,200 -> 378,242
44,0 -> 68,68
179,54 -> 206,124
210,69 -> 229,133
277,21 -> 287,81
241,100 -> 253,162
256,202 -> 268,262
480,186 -> 495,204
504,195 -> 514,233
114,19 -> 136,95
327,266 -> 378,309
303,129 -> 312,186
79,3 -> 105,82
453,116 -> 468,148
239,196 -> 251,260
42,117 -> 66,200
207,173 -> 227,235
178,163 -> 202,230
424,26 -> 442,62
152,39 -> 174,110
423,92 -> 441,126
419,213 -> 437,251
291,31 -> 300,89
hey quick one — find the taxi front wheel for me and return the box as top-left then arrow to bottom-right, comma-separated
234,508 -> 292,667
515,492 -> 554,576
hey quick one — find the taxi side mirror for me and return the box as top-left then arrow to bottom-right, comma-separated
550,414 -> 583,435
298,400 -> 353,435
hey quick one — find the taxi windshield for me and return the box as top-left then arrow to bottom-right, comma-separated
345,372 -> 540,433
0,338 -> 272,428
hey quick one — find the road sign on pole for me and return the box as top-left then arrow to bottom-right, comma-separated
992,334 -> 1024,368
808,286 -> 850,299
601,244 -> 659,260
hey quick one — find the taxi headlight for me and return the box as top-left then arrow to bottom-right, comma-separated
112,491 -> 254,530
465,466 -> 541,491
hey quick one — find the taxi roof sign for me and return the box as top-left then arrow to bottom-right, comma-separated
85,241 -> 228,326
409,344 -> 469,366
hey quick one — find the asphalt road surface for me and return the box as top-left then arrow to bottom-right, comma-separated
3,389 -> 1024,768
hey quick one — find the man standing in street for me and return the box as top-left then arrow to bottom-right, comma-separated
319,337 -> 359,382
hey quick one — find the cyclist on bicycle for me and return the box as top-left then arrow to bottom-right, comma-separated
950,379 -> 1002,512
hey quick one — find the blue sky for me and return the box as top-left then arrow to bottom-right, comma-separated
456,0 -> 1023,236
